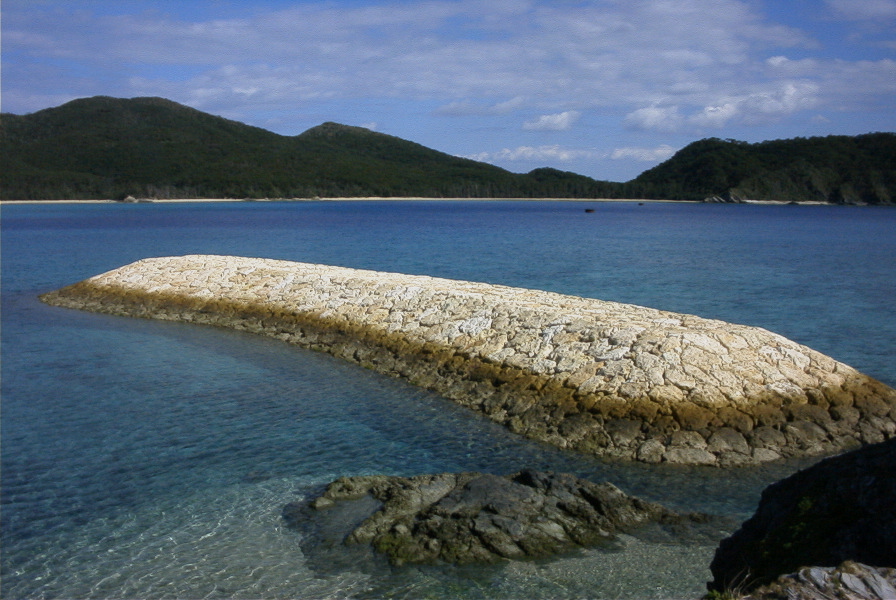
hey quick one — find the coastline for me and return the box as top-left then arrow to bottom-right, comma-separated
2,197 -> 684,204
0,197 -> 834,205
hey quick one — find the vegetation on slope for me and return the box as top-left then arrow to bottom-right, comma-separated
0,96 -> 619,200
1,96 -> 894,202
631,134 -> 896,203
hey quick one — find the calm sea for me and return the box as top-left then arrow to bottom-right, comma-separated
2,200 -> 895,599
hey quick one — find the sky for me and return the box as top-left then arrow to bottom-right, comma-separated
3,0 -> 895,181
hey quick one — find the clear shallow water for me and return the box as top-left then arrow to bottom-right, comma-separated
2,200 -> 895,599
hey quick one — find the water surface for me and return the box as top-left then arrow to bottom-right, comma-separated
3,200 -> 895,598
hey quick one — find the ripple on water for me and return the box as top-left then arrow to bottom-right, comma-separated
1,472 -> 722,600
2,291 -> 813,599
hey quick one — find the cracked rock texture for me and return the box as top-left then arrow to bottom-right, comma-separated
737,562 -> 896,600
40,254 -> 896,466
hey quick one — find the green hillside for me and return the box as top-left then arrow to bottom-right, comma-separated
1,96 -> 894,202
0,96 -> 619,200
631,134 -> 896,203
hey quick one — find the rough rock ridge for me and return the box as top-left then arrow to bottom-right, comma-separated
40,254 -> 896,466
736,562 -> 896,600
283,470 -> 725,565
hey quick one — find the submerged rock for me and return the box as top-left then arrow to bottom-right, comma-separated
285,470 -> 730,566
708,438 -> 896,594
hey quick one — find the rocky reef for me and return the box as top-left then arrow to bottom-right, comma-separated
734,562 -> 896,600
708,438 -> 896,595
40,254 -> 896,466
284,470 -> 729,566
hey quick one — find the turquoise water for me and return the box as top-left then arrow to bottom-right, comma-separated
2,200 -> 895,599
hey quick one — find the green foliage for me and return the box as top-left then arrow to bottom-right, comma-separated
2,96 -> 894,202
631,134 -> 896,203
0,97 -> 619,200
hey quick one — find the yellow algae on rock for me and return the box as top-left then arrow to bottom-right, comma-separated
40,254 -> 896,466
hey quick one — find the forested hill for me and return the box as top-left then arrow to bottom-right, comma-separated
1,95 -> 894,202
631,134 -> 896,203
0,96 -> 617,200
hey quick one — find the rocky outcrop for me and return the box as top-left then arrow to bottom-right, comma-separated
708,438 -> 896,594
736,562 -> 896,600
284,470 -> 726,565
39,255 -> 896,466
703,191 -> 748,203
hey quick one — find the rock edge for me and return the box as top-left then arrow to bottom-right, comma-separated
284,470 -> 725,565
734,561 -> 896,600
39,254 -> 896,466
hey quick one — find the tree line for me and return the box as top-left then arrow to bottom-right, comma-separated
1,96 -> 893,203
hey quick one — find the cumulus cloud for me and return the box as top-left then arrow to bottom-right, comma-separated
523,111 -> 580,131
624,106 -> 684,132
689,102 -> 741,128
610,146 -> 678,162
626,81 -> 820,132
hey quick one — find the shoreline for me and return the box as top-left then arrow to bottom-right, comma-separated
0,197 -> 836,205
2,197 -> 688,204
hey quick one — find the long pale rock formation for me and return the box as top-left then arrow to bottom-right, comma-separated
40,255 -> 896,466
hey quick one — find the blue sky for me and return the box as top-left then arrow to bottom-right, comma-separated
3,0 -> 895,181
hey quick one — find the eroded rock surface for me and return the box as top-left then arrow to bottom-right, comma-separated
40,254 -> 896,465
709,438 -> 896,594
737,562 -> 896,600
284,470 -> 726,565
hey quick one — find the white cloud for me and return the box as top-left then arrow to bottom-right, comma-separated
743,82 -> 820,117
435,96 -> 526,116
467,145 -> 599,163
624,106 -> 684,133
689,102 -> 741,128
826,0 -> 896,20
686,82 -> 819,128
610,145 -> 678,162
765,55 -> 820,74
523,111 -> 581,131
626,81 -> 821,133
4,0 -> 819,116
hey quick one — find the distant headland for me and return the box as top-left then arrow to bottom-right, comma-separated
2,96 -> 894,203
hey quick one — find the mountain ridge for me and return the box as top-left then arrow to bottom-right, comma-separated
2,96 -> 894,202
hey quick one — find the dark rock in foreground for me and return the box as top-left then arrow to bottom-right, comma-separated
737,561 -> 896,600
709,438 -> 896,594
284,469 -> 728,566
